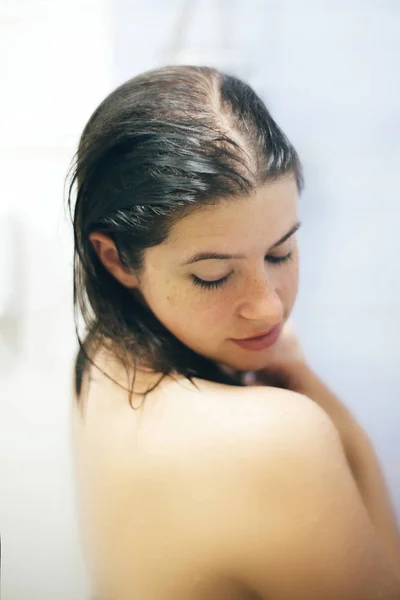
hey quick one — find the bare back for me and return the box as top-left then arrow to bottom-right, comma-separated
71,350 -> 268,600
71,350 -> 400,600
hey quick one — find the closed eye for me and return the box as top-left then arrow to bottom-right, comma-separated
266,252 -> 294,265
191,251 -> 294,290
191,274 -> 229,290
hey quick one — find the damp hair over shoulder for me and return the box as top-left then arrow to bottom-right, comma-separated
66,64 -> 304,406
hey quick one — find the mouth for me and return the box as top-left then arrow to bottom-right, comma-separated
231,324 -> 282,351
233,325 -> 281,341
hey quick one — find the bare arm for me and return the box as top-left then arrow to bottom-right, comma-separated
269,362 -> 400,580
222,391 -> 400,599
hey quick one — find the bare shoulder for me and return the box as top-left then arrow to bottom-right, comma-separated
232,383 -> 341,461
184,380 -> 333,454
71,372 -> 400,599
162,381 -> 335,512
202,385 -> 400,600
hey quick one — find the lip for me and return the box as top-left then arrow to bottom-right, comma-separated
235,326 -> 279,341
231,324 -> 281,351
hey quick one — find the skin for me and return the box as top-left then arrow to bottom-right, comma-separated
90,174 -> 300,375
72,355 -> 400,600
79,173 -> 400,598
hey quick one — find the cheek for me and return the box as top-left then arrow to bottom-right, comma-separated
188,294 -> 231,330
275,259 -> 299,303
151,279 -> 221,328
166,284 -> 231,336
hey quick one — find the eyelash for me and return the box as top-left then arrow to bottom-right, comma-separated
191,252 -> 294,291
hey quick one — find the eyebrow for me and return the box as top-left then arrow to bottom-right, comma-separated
180,221 -> 302,266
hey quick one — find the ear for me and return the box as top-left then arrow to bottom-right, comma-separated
89,232 -> 139,289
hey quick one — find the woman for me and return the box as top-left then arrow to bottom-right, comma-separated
69,65 -> 400,600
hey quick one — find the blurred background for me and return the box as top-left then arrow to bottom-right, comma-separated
0,0 -> 399,598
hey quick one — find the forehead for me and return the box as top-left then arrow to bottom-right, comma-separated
166,176 -> 299,251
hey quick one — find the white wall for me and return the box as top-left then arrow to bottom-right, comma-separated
1,1 -> 399,599
0,2 -> 113,599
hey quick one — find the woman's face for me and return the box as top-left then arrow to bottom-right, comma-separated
132,175 -> 300,374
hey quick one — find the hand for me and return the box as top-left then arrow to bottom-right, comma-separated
253,319 -> 308,388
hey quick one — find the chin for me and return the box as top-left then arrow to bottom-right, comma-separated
222,351 -> 274,374
216,357 -> 256,375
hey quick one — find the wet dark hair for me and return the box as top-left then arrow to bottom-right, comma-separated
67,64 -> 303,406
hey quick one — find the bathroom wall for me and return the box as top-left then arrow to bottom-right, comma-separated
1,1 -> 399,599
0,1 -> 113,598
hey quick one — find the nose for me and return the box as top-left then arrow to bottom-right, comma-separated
238,275 -> 283,323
